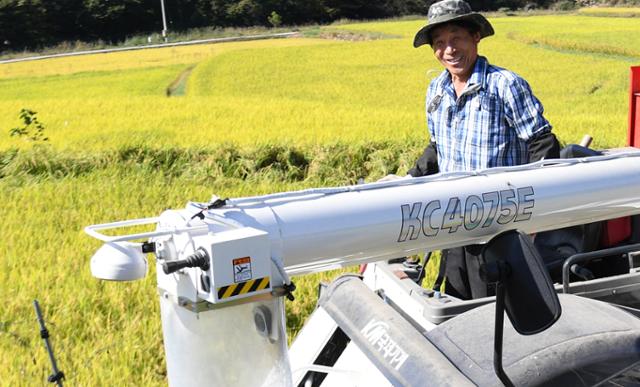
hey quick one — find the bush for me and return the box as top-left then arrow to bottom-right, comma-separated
267,11 -> 282,27
552,0 -> 577,10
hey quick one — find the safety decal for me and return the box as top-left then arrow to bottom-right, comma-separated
233,256 -> 252,283
217,276 -> 270,300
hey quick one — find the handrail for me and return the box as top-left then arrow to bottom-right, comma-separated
561,242 -> 640,293
84,217 -> 207,242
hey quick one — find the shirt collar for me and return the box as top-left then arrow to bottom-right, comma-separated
467,56 -> 488,91
437,56 -> 488,98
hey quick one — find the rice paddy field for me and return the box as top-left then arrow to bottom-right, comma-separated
578,6 -> 640,17
2,10 -> 640,385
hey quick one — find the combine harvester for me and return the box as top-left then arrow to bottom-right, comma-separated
85,67 -> 640,386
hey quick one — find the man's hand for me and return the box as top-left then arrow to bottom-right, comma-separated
408,141 -> 439,177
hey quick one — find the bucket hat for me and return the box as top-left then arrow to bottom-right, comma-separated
413,0 -> 494,48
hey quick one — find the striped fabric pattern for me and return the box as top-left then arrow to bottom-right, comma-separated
426,56 -> 551,172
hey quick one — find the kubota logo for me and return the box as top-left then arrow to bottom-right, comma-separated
361,319 -> 409,371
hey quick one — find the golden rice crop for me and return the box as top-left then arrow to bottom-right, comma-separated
500,15 -> 640,58
578,6 -> 640,17
0,170 -> 323,385
1,15 -> 637,153
0,37 -> 331,79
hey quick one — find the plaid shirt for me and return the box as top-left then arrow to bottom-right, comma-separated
426,56 -> 551,172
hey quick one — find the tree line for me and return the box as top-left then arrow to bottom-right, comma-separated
0,0 -> 554,52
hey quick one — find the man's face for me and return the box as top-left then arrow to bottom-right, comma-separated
431,24 -> 481,81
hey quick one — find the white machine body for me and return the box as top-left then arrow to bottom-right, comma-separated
193,153 -> 640,276
84,151 -> 640,386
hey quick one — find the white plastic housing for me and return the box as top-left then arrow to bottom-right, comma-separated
90,242 -> 147,281
206,227 -> 272,303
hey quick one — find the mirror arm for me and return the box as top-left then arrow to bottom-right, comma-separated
494,281 -> 515,387
481,260 -> 515,387
481,230 -> 563,385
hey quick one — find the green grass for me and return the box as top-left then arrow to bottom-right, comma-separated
2,14 -> 640,385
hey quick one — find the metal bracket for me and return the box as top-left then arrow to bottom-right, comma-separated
158,286 -> 287,313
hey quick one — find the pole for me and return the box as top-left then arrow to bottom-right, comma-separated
160,0 -> 168,42
34,300 -> 64,387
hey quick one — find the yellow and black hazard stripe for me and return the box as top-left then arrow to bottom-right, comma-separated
217,276 -> 271,300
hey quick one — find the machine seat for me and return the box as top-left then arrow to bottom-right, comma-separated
426,294 -> 640,386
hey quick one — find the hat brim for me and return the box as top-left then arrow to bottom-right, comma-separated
413,13 -> 494,48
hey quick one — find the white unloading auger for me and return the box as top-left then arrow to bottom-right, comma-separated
85,150 -> 640,386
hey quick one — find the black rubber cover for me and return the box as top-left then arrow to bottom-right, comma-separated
427,294 -> 640,386
318,275 -> 473,387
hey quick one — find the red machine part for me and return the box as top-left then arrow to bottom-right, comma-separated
601,67 -> 640,247
628,66 -> 640,148
601,217 -> 632,247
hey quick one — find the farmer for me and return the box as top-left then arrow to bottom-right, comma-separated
409,0 -> 560,299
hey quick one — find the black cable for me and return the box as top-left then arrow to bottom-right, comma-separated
189,197 -> 228,221
283,282 -> 296,301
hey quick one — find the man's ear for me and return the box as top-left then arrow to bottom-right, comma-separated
473,31 -> 481,43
